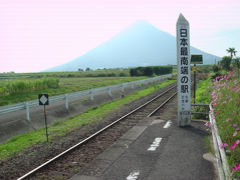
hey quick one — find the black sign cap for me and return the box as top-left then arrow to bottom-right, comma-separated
38,94 -> 49,105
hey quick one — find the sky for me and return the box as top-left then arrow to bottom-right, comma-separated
0,0 -> 240,73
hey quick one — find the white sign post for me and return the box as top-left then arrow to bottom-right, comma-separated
176,13 -> 191,126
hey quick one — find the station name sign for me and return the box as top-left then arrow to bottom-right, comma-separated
176,14 -> 191,126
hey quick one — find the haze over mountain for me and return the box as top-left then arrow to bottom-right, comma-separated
45,20 -> 221,72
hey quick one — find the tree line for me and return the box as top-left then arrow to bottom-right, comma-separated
130,66 -> 172,76
212,47 -> 240,78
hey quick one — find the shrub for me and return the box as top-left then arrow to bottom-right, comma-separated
0,78 -> 60,96
130,66 -> 172,76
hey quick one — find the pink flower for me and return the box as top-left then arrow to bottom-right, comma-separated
222,101 -> 226,104
232,85 -> 239,92
204,122 -> 211,128
236,128 -> 240,131
219,143 -> 228,149
233,131 -> 238,137
229,140 -> 240,150
232,162 -> 240,171
226,118 -> 232,122
233,123 -> 238,127
229,98 -> 232,101
209,109 -> 213,113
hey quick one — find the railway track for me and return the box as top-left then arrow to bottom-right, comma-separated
16,84 -> 177,180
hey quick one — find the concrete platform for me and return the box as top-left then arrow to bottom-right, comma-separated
70,115 -> 216,180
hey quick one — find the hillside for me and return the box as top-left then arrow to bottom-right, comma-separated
45,20 -> 220,72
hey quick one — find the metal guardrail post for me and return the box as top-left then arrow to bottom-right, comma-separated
108,88 -> 112,97
90,90 -> 94,101
121,85 -> 124,93
25,102 -> 30,121
65,94 -> 69,112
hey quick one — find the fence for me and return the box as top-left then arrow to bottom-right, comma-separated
209,104 -> 231,180
0,74 -> 174,122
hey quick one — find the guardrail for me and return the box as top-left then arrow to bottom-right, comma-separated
209,104 -> 231,180
0,74 -> 174,121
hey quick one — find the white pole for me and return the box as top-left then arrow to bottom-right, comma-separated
25,102 -> 30,121
108,88 -> 112,97
90,90 -> 94,101
176,13 -> 191,126
65,94 -> 69,112
121,85 -> 124,93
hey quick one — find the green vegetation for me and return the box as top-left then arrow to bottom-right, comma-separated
195,79 -> 211,104
0,79 -> 176,160
193,47 -> 240,177
209,71 -> 240,177
130,66 -> 172,76
226,47 -> 237,59
211,47 -> 239,79
192,79 -> 210,119
220,56 -> 232,71
0,67 -> 175,106
0,78 -> 59,96
0,68 -> 131,79
204,136 -> 214,155
0,76 -> 146,106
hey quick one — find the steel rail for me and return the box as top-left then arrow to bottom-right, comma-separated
17,84 -> 177,180
147,92 -> 177,117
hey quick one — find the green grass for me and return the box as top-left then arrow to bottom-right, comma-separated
191,77 -> 211,119
0,79 -> 176,160
195,79 -> 211,104
204,136 -> 214,155
0,76 -> 147,106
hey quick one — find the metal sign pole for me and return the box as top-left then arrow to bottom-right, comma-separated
44,105 -> 49,142
193,64 -> 196,104
39,94 -> 49,142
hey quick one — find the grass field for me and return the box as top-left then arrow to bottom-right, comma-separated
0,79 -> 176,160
0,76 -> 147,106
0,68 -> 131,79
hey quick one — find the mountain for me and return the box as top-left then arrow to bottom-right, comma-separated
45,20 -> 221,72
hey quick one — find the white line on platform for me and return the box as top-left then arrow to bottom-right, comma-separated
126,171 -> 140,180
163,120 -> 172,128
147,137 -> 162,151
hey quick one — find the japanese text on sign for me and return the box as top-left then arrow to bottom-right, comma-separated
177,14 -> 191,126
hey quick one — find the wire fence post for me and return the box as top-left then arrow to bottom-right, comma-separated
90,90 -> 94,101
65,94 -> 69,112
108,88 -> 112,97
25,102 -> 30,121
131,83 -> 134,89
121,85 -> 125,93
